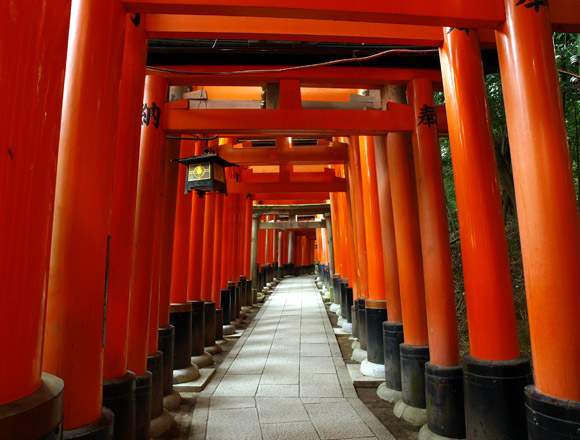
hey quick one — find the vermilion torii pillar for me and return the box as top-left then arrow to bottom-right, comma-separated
386,86 -> 430,424
440,28 -> 531,439
127,74 -> 170,439
496,2 -> 580,437
42,0 -> 126,437
408,78 -> 464,438
212,193 -> 225,339
102,14 -> 148,440
359,136 -> 388,376
0,2 -> 69,438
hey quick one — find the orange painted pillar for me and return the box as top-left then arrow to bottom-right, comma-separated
221,194 -> 233,289
409,78 -> 463,437
233,194 -> 245,279
212,194 -> 225,305
187,141 -> 206,302
347,136 -> 369,298
440,28 -> 530,438
42,0 -> 125,434
359,136 -> 386,301
386,86 -> 430,411
171,142 -> 193,304
0,1 -> 69,437
103,21 -> 148,428
496,2 -> 580,434
244,196 -> 253,278
373,136 -> 402,322
128,75 -> 169,436
200,194 -> 216,302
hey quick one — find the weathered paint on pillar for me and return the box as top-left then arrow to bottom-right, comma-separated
0,0 -> 70,405
496,2 -> 580,400
288,230 -> 296,264
409,78 -> 459,367
324,213 -> 335,275
104,14 -> 148,381
386,86 -> 429,347
127,75 -> 168,374
373,135 -> 402,322
440,28 -> 520,361
359,136 -> 387,301
250,215 -> 261,290
170,141 -> 194,303
42,0 -> 126,428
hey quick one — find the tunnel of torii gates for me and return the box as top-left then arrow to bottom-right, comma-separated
2,1 -> 580,440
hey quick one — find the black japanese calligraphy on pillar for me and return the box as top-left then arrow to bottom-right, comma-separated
142,102 -> 161,129
417,104 -> 437,128
516,0 -> 549,12
447,27 -> 470,35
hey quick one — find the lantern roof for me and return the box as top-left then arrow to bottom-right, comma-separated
175,153 -> 238,168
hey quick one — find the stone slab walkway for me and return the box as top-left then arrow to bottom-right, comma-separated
189,275 -> 395,440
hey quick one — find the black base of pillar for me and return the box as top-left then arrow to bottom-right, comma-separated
464,354 -> 532,440
134,372 -> 152,440
227,282 -> 237,322
357,298 -> 368,351
189,300 -> 205,356
352,303 -> 358,338
157,326 -> 174,398
246,280 -> 252,306
525,385 -> 580,439
146,352 -> 164,421
400,344 -> 430,408
234,286 -> 241,319
0,373 -> 64,440
220,290 -> 231,327
102,371 -> 136,440
216,308 -> 224,341
346,288 -> 354,323
332,275 -> 341,304
340,280 -> 348,319
365,301 -> 387,365
425,362 -> 465,439
170,303 -> 192,370
383,321 -> 404,392
203,302 -> 216,347
239,276 -> 247,307
63,408 -> 114,440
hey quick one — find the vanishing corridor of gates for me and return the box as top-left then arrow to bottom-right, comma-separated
2,1 -> 580,440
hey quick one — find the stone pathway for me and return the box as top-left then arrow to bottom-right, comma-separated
189,275 -> 395,440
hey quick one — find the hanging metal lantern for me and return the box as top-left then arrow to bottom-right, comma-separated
175,149 -> 238,197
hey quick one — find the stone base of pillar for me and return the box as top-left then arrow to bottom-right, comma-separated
173,364 -> 200,384
352,348 -> 368,363
147,352 -> 165,432
418,424 -> 465,440
102,371 -> 136,440
425,363 -> 465,439
342,322 -> 352,334
215,309 -> 224,341
464,354 -> 531,440
525,385 -> 580,440
134,372 -> 152,440
63,408 -> 114,440
163,390 -> 182,411
191,353 -> 214,368
401,344 -> 429,410
337,316 -> 345,328
383,321 -> 404,393
329,303 -> 340,314
0,373 -> 64,440
377,382 -> 403,404
394,399 -> 428,427
158,326 -> 175,400
360,359 -> 384,379
365,301 -> 387,365
205,344 -> 223,355
351,340 -> 360,350
190,301 -> 205,357
150,409 -> 172,439
223,324 -> 236,335
170,304 -> 193,372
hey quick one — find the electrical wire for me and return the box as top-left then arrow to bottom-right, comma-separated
146,47 -> 439,76
558,69 -> 580,79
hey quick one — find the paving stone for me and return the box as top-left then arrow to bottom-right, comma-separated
256,397 -> 309,423
301,343 -> 332,357
300,373 -> 343,398
261,421 -> 320,440
304,400 -> 375,439
209,396 -> 256,410
212,374 -> 260,396
300,356 -> 337,374
206,407 -> 261,440
256,384 -> 299,397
